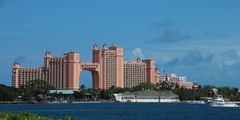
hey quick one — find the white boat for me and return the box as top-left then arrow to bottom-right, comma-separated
209,95 -> 238,107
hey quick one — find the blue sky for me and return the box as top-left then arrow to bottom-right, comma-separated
1,0 -> 240,88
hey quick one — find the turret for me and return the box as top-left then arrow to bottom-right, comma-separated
102,43 -> 108,49
93,43 -> 98,50
45,51 -> 52,58
12,62 -> 20,88
143,59 -> 156,84
136,57 -> 141,62
44,51 -> 52,68
13,61 -> 20,69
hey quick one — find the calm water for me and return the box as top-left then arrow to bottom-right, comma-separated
0,103 -> 240,120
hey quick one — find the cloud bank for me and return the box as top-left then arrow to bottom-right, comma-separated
157,49 -> 240,87
148,19 -> 191,43
165,49 -> 213,66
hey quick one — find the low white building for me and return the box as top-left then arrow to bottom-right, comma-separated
114,90 -> 179,103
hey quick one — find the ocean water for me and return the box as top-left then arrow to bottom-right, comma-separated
0,103 -> 240,120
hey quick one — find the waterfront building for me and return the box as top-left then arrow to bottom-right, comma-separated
114,90 -> 179,102
12,44 -> 160,90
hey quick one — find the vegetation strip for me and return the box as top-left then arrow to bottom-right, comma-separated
0,112 -> 78,120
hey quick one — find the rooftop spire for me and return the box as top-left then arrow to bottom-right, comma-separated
102,43 -> 108,49
93,43 -> 98,50
45,51 -> 52,58
137,57 -> 141,62
13,61 -> 20,65
13,61 -> 20,68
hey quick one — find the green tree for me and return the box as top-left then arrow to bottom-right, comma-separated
0,84 -> 16,101
19,79 -> 54,101
131,82 -> 157,92
159,81 -> 174,90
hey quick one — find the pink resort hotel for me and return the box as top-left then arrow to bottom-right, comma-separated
12,44 -> 194,90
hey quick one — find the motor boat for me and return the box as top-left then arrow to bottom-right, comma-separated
209,95 -> 238,107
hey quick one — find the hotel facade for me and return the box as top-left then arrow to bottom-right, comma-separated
123,58 -> 160,88
12,44 -> 160,90
13,52 -> 80,90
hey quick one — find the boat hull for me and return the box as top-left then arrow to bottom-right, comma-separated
210,103 -> 238,107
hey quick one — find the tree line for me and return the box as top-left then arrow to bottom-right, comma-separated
0,79 -> 54,102
1,80 -> 240,102
73,82 -> 240,101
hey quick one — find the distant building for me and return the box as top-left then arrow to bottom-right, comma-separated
212,88 -> 218,95
160,73 -> 197,89
114,90 -> 179,102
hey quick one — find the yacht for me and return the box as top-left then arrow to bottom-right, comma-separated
209,95 -> 238,107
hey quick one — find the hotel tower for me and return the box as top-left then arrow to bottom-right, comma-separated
92,44 -> 124,89
12,52 -> 80,90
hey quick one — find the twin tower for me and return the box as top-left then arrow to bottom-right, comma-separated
12,44 -> 160,90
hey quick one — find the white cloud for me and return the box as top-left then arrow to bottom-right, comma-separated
132,48 -> 144,59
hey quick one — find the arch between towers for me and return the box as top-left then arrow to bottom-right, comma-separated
79,62 -> 100,89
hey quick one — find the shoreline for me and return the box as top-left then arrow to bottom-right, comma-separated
1,100 -> 240,105
0,101 -> 35,104
0,101 -> 202,104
